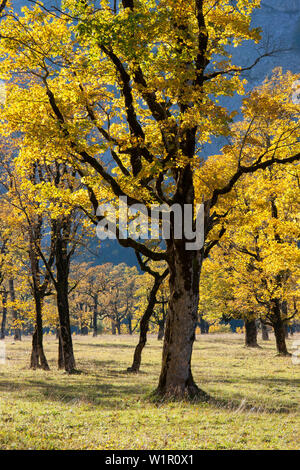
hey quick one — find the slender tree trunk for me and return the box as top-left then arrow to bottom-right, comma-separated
244,318 -> 259,347
116,319 -> 121,335
127,315 -> 133,335
29,242 -> 49,370
9,279 -> 21,341
272,301 -> 290,356
111,320 -> 116,335
128,273 -> 164,372
0,290 -> 7,340
93,295 -> 98,337
156,243 -> 207,399
261,320 -> 269,341
157,320 -> 165,340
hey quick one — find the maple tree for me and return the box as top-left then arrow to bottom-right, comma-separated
0,1 -> 299,397
198,72 -> 300,355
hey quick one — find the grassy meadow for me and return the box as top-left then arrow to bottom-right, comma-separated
0,332 -> 299,450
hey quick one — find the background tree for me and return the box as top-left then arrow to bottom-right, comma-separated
1,1 -> 300,397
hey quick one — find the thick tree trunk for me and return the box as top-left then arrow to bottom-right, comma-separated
58,330 -> 64,369
30,297 -> 49,371
261,321 -> 269,341
56,280 -> 76,372
271,301 -> 290,355
0,290 -> 7,340
9,279 -> 21,341
111,320 -> 116,335
273,321 -> 290,355
156,243 -> 206,399
244,318 -> 259,347
116,319 -> 121,335
128,274 -> 163,372
30,329 -> 39,369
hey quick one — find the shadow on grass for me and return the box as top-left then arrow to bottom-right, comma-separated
208,395 -> 298,414
0,376 -> 148,409
83,342 -> 135,350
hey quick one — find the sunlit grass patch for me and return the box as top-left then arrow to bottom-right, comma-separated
0,333 -> 299,449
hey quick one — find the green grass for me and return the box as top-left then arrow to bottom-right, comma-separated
0,332 -> 299,449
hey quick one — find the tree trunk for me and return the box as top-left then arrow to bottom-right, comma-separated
81,325 -> 88,335
58,330 -> 64,369
128,273 -> 164,373
30,306 -> 49,371
261,321 -> 269,341
127,315 -> 133,335
0,290 -> 7,340
56,280 -> 76,372
272,301 -> 290,356
9,279 -> 21,341
273,321 -> 290,355
30,329 -> 39,369
116,319 -> 121,335
29,241 -> 50,370
244,318 -> 259,347
111,320 -> 116,335
199,316 -> 209,334
156,242 -> 207,399
93,296 -> 98,337
157,320 -> 165,340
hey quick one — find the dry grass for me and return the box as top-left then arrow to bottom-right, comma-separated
0,332 -> 299,449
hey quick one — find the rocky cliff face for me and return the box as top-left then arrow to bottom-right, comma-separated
238,0 -> 300,85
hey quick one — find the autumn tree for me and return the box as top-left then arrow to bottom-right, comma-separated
1,1 -> 300,397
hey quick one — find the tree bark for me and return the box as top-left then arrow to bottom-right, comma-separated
244,318 -> 259,347
55,235 -> 76,373
156,242 -> 206,399
0,290 -> 7,340
29,236 -> 50,370
272,301 -> 290,356
30,292 -> 49,370
58,330 -> 64,369
9,279 -> 21,341
56,280 -> 76,372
